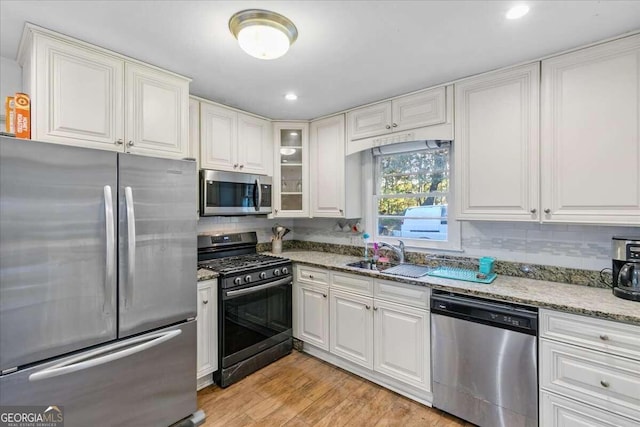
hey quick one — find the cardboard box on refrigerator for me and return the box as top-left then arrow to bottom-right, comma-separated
14,93 -> 31,139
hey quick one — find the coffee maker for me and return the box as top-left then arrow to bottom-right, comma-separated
612,236 -> 640,302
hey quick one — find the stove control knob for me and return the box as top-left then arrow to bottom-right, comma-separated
282,267 -> 289,275
259,272 -> 267,280
274,269 -> 281,276
234,277 -> 242,286
244,275 -> 252,283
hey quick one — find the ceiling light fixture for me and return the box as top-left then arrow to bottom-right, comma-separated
229,9 -> 298,60
285,93 -> 298,101
506,4 -> 530,19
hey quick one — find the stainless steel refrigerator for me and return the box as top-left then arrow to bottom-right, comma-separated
0,137 -> 203,426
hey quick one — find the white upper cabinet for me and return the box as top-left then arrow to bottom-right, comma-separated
455,63 -> 540,221
541,34 -> 640,225
347,86 -> 448,141
237,113 -> 272,175
19,25 -> 191,159
310,114 -> 362,218
124,63 -> 189,158
199,101 -> 272,175
200,102 -> 237,171
188,97 -> 200,166
348,102 -> 393,140
273,122 -> 310,217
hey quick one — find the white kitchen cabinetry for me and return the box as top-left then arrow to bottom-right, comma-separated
373,299 -> 430,391
541,34 -> 640,225
199,101 -> 272,175
348,87 -> 446,140
273,122 -> 310,217
197,279 -> 217,390
294,266 -> 432,404
329,289 -> 374,369
310,114 -> 361,218
188,97 -> 200,166
454,63 -> 540,221
539,309 -> 640,426
19,24 -> 190,159
294,282 -> 330,351
346,86 -> 452,155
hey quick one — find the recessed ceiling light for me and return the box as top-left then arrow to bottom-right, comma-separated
229,9 -> 298,60
285,93 -> 298,101
506,4 -> 530,19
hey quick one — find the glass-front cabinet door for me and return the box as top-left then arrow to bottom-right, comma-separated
272,122 -> 309,217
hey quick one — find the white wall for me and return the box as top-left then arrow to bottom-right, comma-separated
292,218 -> 637,271
198,216 -> 294,244
0,56 -> 22,103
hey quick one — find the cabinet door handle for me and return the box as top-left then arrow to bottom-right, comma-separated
392,123 -> 398,127
600,380 -> 610,388
339,209 -> 344,215
233,164 -> 239,168
373,306 -> 378,311
365,305 -> 371,310
322,293 -> 327,298
599,334 -> 609,341
530,209 -> 537,214
309,275 -> 314,279
239,164 -> 244,169
127,140 -> 134,147
115,139 -> 123,145
385,124 -> 391,130
544,208 -> 551,214
203,300 -> 208,304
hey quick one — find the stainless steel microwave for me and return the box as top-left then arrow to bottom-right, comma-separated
199,170 -> 272,216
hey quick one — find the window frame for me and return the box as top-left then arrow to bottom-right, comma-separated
364,145 -> 461,252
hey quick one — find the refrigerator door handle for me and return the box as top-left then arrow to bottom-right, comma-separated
28,329 -> 182,382
125,186 -> 136,308
103,185 -> 115,314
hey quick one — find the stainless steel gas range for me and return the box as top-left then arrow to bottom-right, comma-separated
198,232 -> 292,387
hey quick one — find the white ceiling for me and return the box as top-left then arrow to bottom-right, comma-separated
1,1 -> 640,120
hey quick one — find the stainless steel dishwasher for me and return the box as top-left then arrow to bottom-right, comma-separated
431,291 -> 538,427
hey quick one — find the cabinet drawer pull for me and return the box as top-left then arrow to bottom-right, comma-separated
600,380 -> 610,388
385,124 -> 391,129
599,334 -> 609,341
309,274 -> 314,279
322,293 -> 327,298
203,300 -> 208,304
392,123 -> 398,127
530,208 -> 537,214
544,208 -> 551,214
127,140 -> 134,147
373,306 -> 378,311
365,305 -> 371,310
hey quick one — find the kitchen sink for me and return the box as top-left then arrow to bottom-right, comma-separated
345,261 -> 432,278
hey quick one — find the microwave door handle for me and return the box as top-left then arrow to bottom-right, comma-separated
255,178 -> 262,211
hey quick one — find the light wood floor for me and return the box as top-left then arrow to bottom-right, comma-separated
197,350 -> 474,427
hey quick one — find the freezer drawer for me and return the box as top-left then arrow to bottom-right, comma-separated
0,321 -> 197,427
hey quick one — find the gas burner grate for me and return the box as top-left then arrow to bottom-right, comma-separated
198,254 -> 288,275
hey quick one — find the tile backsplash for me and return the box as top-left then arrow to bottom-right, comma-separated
198,216 -> 294,243
292,218 -> 637,271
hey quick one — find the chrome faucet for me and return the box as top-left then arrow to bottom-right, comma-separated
379,240 -> 405,264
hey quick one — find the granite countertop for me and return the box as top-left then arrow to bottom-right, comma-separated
197,268 -> 219,282
268,250 -> 640,326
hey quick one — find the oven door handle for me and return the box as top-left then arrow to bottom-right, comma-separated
225,276 -> 292,299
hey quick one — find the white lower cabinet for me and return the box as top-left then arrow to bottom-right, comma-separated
329,289 -> 374,369
294,266 -> 431,404
196,279 -> 217,390
541,392 -> 639,427
539,309 -> 640,426
373,299 -> 430,391
295,282 -> 330,351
